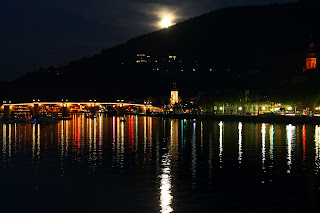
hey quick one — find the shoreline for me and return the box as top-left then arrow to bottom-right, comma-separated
152,114 -> 320,125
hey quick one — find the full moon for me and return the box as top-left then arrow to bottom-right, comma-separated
160,18 -> 173,28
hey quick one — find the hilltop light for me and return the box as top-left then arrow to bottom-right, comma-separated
160,18 -> 172,28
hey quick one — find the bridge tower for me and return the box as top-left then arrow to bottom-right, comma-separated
3,105 -> 13,117
31,104 -> 40,117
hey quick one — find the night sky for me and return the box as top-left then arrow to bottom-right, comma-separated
1,0 -> 295,80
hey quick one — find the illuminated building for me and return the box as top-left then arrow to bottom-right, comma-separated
303,40 -> 317,72
168,55 -> 177,62
170,83 -> 179,105
136,53 -> 151,63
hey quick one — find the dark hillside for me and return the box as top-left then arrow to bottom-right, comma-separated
6,2 -> 320,103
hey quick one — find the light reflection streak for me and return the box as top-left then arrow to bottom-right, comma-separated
14,123 -> 17,148
159,120 -> 174,213
219,121 -> 223,167
315,126 -> 320,174
238,122 -> 243,164
134,115 -> 139,152
37,124 -> 40,159
65,120 -> 69,155
269,125 -> 274,161
112,116 -> 116,167
155,119 -> 160,174
129,116 -> 134,153
286,124 -> 295,173
116,117 -> 120,166
32,124 -> 36,159
60,121 -> 65,175
99,114 -> 103,149
302,124 -> 306,169
160,153 -> 173,213
144,117 -> 147,164
92,117 -> 97,171
261,123 -> 266,166
120,119 -> 124,168
61,121 -> 65,159
81,114 -> 85,143
134,116 -> 138,152
181,120 -> 186,147
191,122 -> 197,184
89,118 -> 93,164
2,124 -> 6,167
8,124 -> 12,164
149,117 -> 153,151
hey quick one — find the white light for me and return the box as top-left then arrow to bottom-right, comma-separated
219,107 -> 223,110
239,107 -> 243,110
288,106 -> 293,111
160,18 -> 173,28
262,107 -> 266,110
275,107 -> 280,111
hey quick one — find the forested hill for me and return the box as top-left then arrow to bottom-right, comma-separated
5,1 -> 320,104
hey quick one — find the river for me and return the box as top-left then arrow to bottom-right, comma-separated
0,114 -> 319,212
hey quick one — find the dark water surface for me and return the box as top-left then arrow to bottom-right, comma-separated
0,115 -> 319,212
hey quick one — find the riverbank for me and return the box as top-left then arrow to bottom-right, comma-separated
153,114 -> 320,125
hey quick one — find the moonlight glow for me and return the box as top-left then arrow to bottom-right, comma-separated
160,18 -> 173,28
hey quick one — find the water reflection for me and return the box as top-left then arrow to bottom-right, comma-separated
112,116 -> 116,167
315,126 -> 320,174
302,124 -> 306,170
238,122 -> 243,164
159,120 -> 175,213
32,124 -> 40,160
261,124 -> 266,166
269,125 -> 274,161
2,124 -> 6,167
191,121 -> 197,183
160,152 -> 173,213
144,117 -> 147,164
286,124 -> 296,173
219,121 -> 223,167
1,117 -> 320,211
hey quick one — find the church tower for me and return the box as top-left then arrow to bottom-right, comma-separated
303,40 -> 317,72
170,83 -> 179,105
